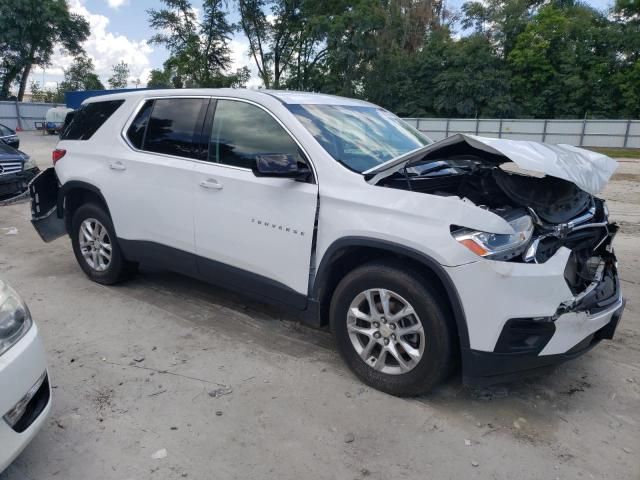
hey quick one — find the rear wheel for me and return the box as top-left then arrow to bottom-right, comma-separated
71,203 -> 134,284
330,260 -> 454,396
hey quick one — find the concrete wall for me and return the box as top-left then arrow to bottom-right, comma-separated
403,118 -> 640,148
0,101 -> 65,131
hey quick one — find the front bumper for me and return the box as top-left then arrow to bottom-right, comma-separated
461,296 -> 625,386
445,246 -> 625,385
0,324 -> 51,473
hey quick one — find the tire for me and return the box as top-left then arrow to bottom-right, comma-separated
70,202 -> 135,285
330,259 -> 454,396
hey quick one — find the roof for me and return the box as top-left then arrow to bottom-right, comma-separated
260,90 -> 375,106
80,88 -> 376,107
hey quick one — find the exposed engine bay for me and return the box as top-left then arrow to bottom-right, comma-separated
378,147 -> 619,311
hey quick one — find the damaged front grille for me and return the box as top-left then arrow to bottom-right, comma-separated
523,197 -> 618,296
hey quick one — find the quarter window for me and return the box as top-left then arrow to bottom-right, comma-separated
144,98 -> 208,159
126,100 -> 153,149
209,99 -> 301,169
61,100 -> 124,140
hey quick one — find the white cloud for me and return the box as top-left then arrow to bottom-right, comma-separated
228,36 -> 263,88
106,0 -> 128,9
30,0 -> 153,90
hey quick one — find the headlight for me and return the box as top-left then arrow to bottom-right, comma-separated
0,279 -> 33,356
452,212 -> 534,261
23,157 -> 37,170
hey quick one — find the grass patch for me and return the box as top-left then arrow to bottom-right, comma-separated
586,147 -> 640,159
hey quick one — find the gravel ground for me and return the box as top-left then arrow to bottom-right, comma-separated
1,131 -> 638,480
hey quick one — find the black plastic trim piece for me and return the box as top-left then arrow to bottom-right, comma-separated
312,237 -> 470,348
12,374 -> 50,434
118,239 -> 307,310
493,318 -> 555,354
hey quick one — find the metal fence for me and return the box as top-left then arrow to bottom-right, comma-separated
403,118 -> 640,148
0,101 -> 65,131
2,100 -> 640,148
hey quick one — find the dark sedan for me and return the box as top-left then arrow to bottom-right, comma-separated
0,143 -> 39,200
0,124 -> 19,149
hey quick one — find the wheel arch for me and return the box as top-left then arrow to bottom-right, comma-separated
311,237 -> 470,350
58,181 -> 111,233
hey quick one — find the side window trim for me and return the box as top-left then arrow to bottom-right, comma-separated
196,98 -> 215,161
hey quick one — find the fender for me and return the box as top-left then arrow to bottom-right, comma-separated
311,236 -> 470,349
57,180 -> 109,219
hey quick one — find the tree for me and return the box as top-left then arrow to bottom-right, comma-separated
0,0 -> 90,100
29,80 -> 64,103
431,35 -> 513,117
59,55 -> 105,92
508,3 -> 621,118
615,0 -> 640,17
148,0 -> 243,87
108,61 -> 130,89
239,0 -> 302,89
147,67 -> 177,88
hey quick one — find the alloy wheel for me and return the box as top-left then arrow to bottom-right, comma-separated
79,218 -> 112,272
347,288 -> 425,375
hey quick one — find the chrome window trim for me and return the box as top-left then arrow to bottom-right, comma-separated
119,95 -> 318,180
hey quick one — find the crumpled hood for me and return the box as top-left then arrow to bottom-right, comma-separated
365,134 -> 618,195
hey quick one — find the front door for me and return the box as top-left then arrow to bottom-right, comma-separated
192,99 -> 318,307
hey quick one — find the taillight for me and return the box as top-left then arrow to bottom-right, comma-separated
52,149 -> 66,165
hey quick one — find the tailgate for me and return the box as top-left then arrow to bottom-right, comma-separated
29,167 -> 66,242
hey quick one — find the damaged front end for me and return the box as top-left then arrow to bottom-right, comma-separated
368,134 -> 621,317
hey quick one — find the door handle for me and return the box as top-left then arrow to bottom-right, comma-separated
109,161 -> 126,171
199,178 -> 223,190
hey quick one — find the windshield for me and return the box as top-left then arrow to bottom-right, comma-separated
287,104 -> 431,172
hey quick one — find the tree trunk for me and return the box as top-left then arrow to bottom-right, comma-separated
0,64 -> 22,99
17,63 -> 33,102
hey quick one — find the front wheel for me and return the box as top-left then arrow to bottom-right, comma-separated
71,203 -> 134,284
330,260 -> 454,396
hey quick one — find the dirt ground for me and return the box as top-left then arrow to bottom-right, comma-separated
1,131 -> 638,480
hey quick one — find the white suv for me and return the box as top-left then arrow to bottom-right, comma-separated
30,89 -> 625,395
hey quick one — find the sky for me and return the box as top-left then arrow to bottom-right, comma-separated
29,0 -> 616,94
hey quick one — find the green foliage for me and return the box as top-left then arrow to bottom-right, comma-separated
142,0 -> 639,118
239,0 -> 302,88
508,3 -> 625,118
108,61 -> 130,89
147,68 -> 174,88
615,0 -> 640,17
29,80 -> 64,103
59,55 -> 105,92
148,0 -> 243,87
0,0 -> 90,100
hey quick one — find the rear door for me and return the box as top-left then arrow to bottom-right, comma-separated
104,97 -> 209,273
192,98 -> 318,306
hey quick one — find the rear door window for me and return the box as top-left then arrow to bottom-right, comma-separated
61,100 -> 124,140
143,98 -> 208,159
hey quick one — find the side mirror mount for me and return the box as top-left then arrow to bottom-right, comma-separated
252,154 -> 311,181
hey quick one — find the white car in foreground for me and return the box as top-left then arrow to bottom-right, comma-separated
0,278 -> 50,472
29,89 -> 624,396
